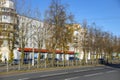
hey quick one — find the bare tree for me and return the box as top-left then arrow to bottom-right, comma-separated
18,16 -> 32,64
87,26 -> 95,64
14,0 -> 33,70
117,37 -> 120,60
34,21 -> 44,68
81,20 -> 88,65
44,0 -> 74,67
43,19 -> 53,67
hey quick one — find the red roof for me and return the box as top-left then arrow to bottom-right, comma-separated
18,48 -> 74,55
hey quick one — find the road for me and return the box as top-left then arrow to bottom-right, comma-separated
0,64 -> 120,80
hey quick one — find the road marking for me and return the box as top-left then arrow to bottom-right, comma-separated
92,67 -> 104,70
106,70 -> 117,73
74,70 -> 80,72
73,69 -> 90,72
40,72 -> 68,77
65,77 -> 79,80
84,72 -> 103,77
18,78 -> 30,80
1,68 -> 66,78
41,68 -> 98,77
73,67 -> 104,73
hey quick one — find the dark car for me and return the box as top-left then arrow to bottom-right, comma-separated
23,59 -> 32,64
11,59 -> 19,65
98,58 -> 105,64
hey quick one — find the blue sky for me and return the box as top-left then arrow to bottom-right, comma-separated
24,0 -> 120,36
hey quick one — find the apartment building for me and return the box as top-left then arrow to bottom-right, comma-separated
0,0 -> 87,62
0,0 -> 18,61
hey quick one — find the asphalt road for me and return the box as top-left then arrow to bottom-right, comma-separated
0,64 -> 120,80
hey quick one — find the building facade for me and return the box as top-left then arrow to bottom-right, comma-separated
0,0 -> 18,61
0,0 -> 88,62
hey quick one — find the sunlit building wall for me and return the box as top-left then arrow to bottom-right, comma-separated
0,0 -> 18,61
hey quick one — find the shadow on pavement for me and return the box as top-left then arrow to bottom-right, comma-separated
104,63 -> 120,69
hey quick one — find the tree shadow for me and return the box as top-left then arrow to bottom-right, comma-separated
98,59 -> 120,69
104,63 -> 120,69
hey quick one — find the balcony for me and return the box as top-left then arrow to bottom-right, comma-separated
0,36 -> 13,40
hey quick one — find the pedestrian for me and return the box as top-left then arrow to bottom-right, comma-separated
5,58 -> 7,64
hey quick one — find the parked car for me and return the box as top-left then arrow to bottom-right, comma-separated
11,59 -> 19,65
23,59 -> 32,64
98,58 -> 105,64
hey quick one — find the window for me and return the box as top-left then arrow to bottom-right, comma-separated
0,1 -> 6,5
4,16 -> 7,19
4,25 -> 7,30
3,8 -> 5,11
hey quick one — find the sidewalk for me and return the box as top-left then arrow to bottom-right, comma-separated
0,64 -> 104,77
